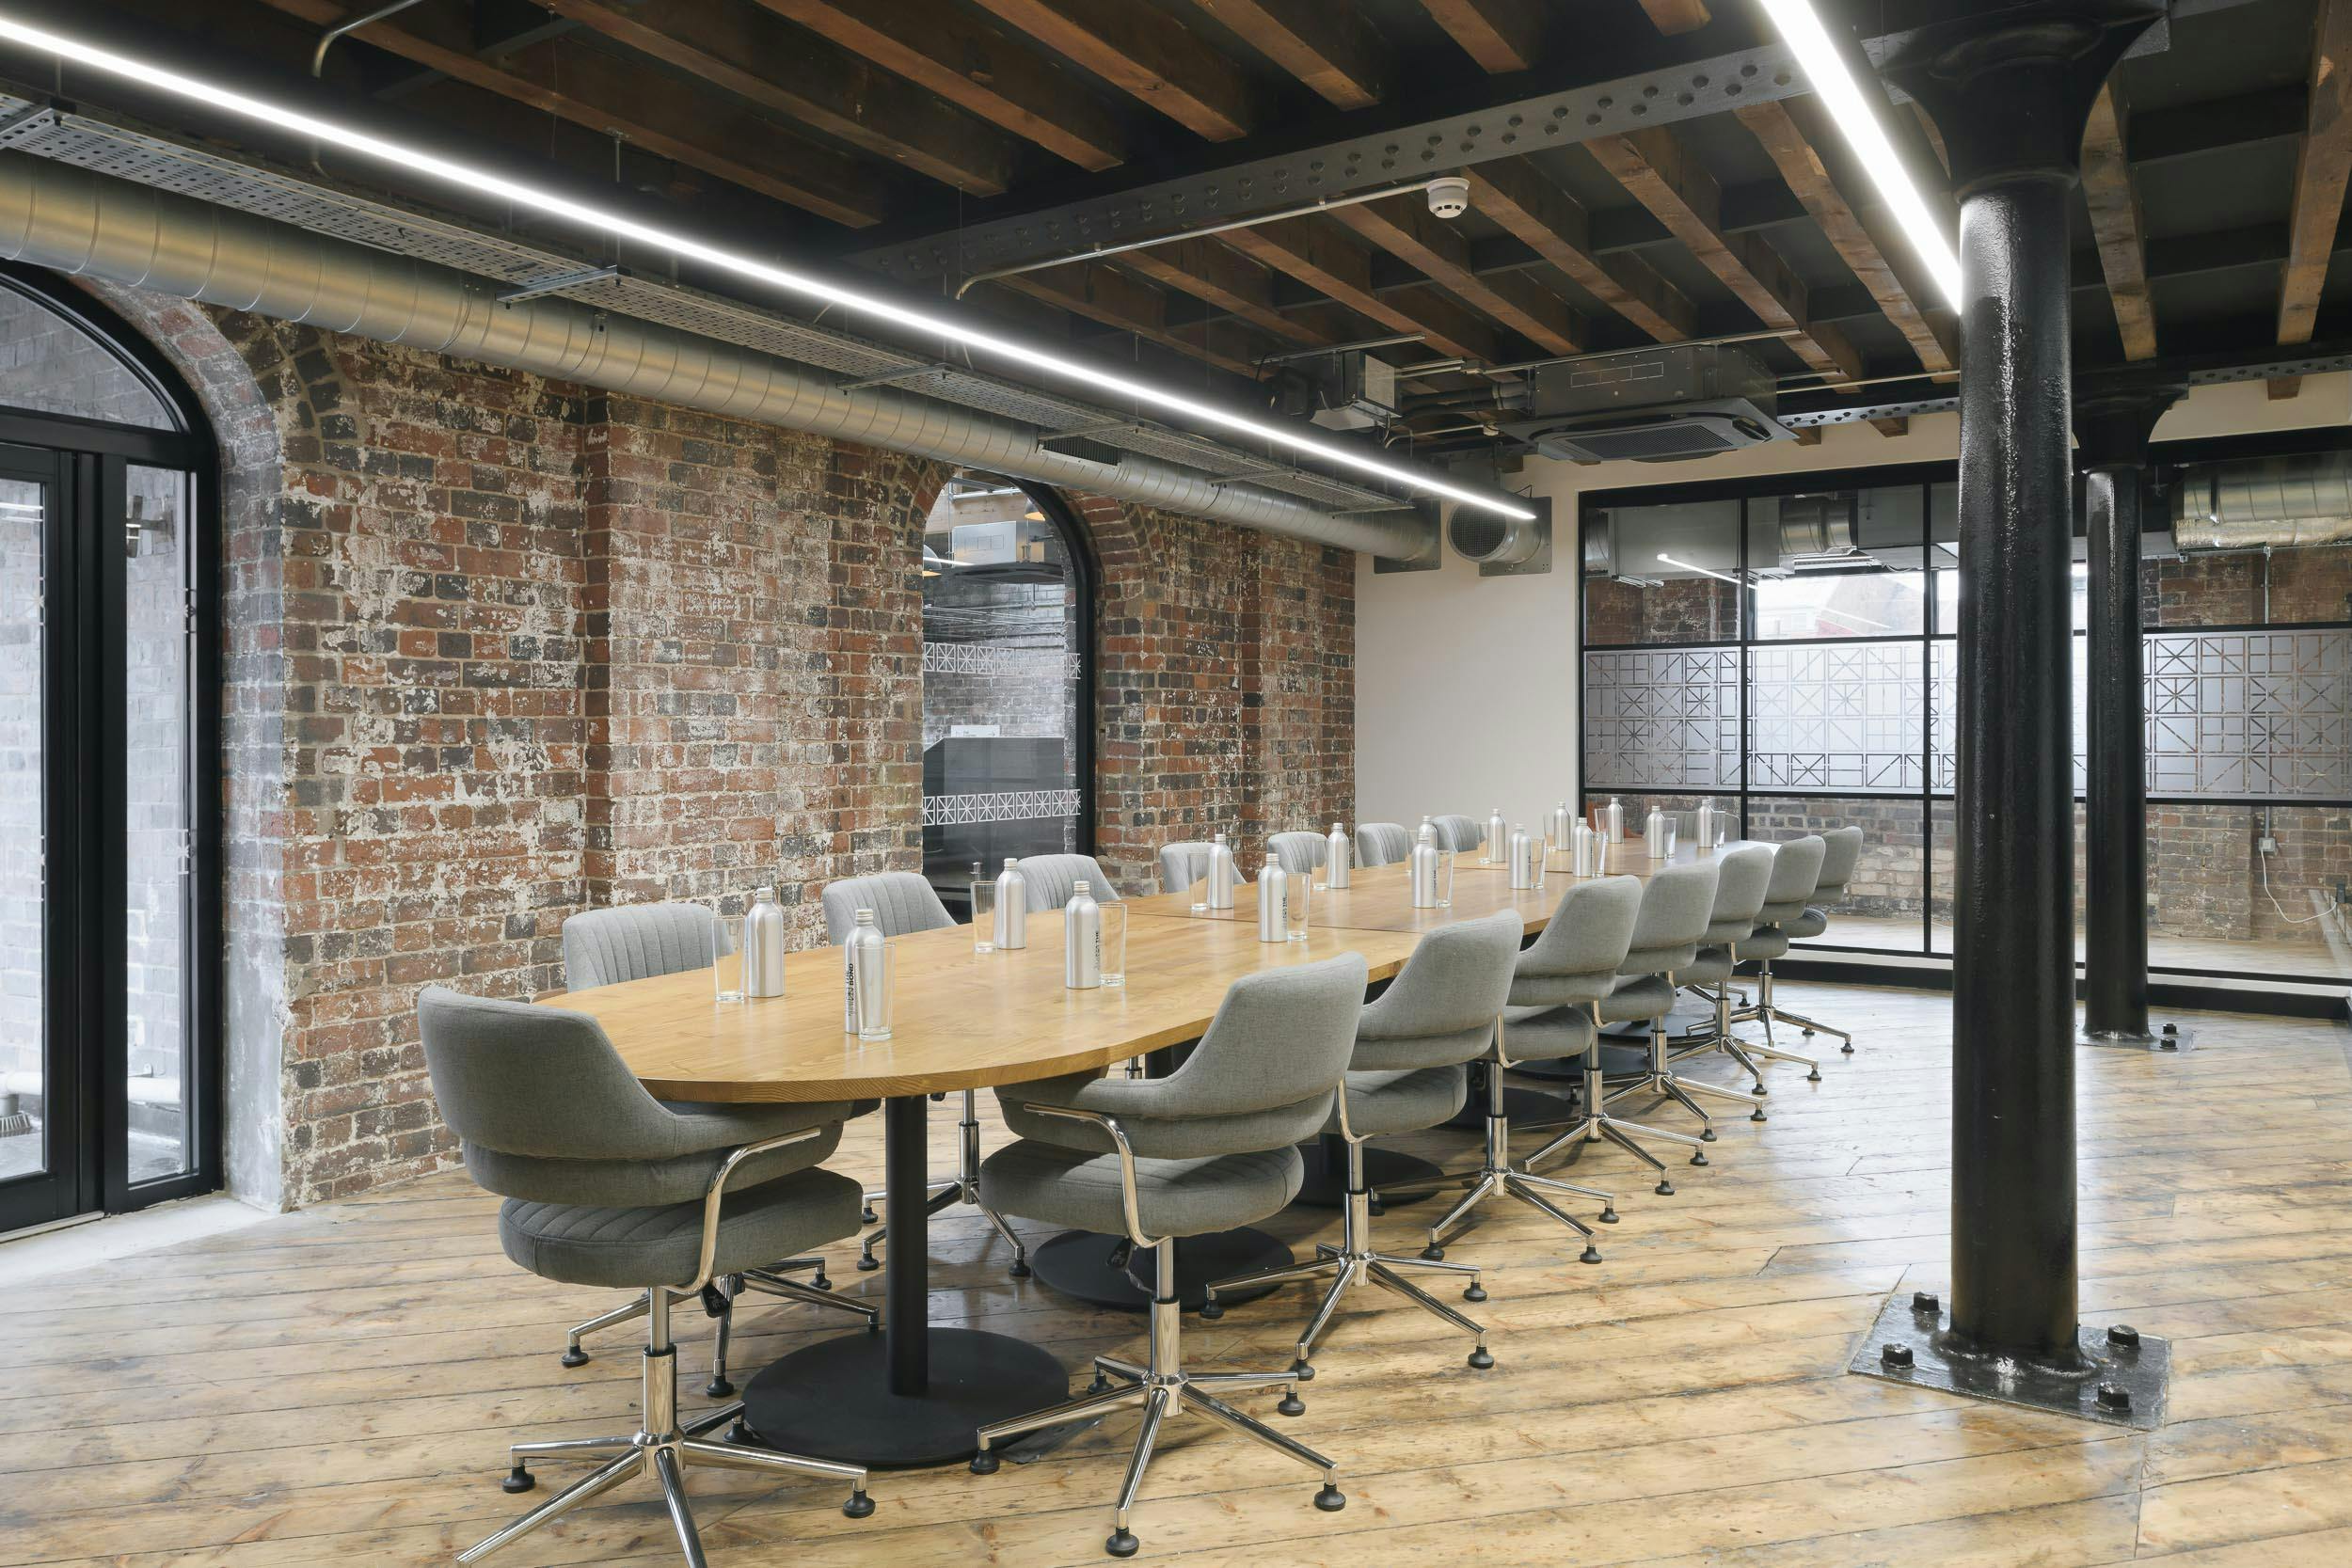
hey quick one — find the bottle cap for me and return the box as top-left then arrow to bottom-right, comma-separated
854,908 -> 876,925
755,885 -> 775,901
1073,879 -> 1089,893
1003,857 -> 1018,868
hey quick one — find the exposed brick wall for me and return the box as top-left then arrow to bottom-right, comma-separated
1584,577 -> 1740,645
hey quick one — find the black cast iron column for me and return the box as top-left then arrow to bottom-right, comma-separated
1887,1 -> 2162,1368
2075,388 -> 2182,1044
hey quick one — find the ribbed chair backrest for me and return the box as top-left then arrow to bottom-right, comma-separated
821,872 -> 953,943
1814,827 -> 1865,899
1510,876 -> 1644,1007
1159,841 -> 1213,896
563,903 -> 725,991
1016,853 -> 1123,912
1756,835 -> 1827,927
1354,822 -> 1412,867
1354,911 -> 1522,1072
1621,861 -> 1721,975
421,988 -> 696,1168
1431,814 -> 1483,853
1266,832 -> 1327,874
1702,845 -> 1777,944
1167,954 -> 1367,1121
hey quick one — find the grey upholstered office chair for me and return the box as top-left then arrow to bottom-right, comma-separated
1431,814 -> 1484,855
1700,836 -> 1829,1087
1758,826 -> 1862,1053
823,872 -> 1029,1280
1016,852 -> 1124,913
563,902 -> 726,991
1428,878 -> 1650,1247
969,955 -> 1368,1558
1266,831 -> 1328,875
1609,847 -> 1773,1129
556,904 -> 864,1385
1354,822 -> 1412,867
417,988 -> 877,1563
1159,840 -> 1212,896
1200,911 -> 1519,1377
1661,843 -> 1786,1089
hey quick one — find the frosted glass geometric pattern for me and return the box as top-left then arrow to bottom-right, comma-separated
1748,641 -> 1925,794
2146,629 -> 2352,799
1583,646 -> 1741,788
1930,639 -> 2086,793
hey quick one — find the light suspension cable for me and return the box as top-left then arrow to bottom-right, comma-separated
0,14 -> 1534,520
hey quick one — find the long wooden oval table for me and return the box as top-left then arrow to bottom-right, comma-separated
548,910 -> 1425,1469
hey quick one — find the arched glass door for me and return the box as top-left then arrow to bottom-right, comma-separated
0,270 -> 217,1232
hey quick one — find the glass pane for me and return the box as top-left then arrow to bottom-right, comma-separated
1749,796 -> 1928,954
2164,455 -> 2352,627
124,466 -> 192,1184
1748,487 -> 1926,639
1929,637 -> 2087,797
2147,629 -> 2352,800
0,477 -> 43,1186
1747,641 -> 1926,794
1582,499 -> 1740,644
0,285 -> 176,430
920,482 -> 1080,910
1583,644 -> 1742,789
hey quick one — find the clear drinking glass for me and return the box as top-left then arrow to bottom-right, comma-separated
1285,871 -> 1312,942
856,942 -> 895,1042
971,879 -> 996,954
711,911 -> 744,1003
1100,900 -> 1129,986
1438,849 -> 1454,908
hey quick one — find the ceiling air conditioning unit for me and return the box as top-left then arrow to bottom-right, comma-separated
1502,344 -> 1792,464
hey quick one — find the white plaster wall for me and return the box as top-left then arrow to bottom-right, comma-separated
1354,376 -> 2351,827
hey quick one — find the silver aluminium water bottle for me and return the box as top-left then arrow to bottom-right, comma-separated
1207,831 -> 1238,910
1604,796 -> 1625,843
1257,853 -> 1288,942
1064,879 -> 1103,989
1549,800 -> 1575,852
1645,808 -> 1668,859
1572,821 -> 1601,877
1509,823 -> 1539,889
1410,821 -> 1441,908
741,886 -> 787,999
1486,805 -> 1507,863
993,858 -> 1028,949
844,909 -> 889,1037
1695,800 -> 1720,850
1325,821 -> 1351,889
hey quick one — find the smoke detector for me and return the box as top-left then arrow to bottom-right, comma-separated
1426,176 -> 1471,219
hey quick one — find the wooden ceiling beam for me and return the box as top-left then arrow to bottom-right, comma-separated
1224,217 -> 1508,364
1330,196 -> 1585,355
971,0 -> 1256,141
256,0 -> 886,226
534,0 -> 1012,195
2273,0 -> 2352,398
1419,0 -> 1546,72
755,0 -> 1125,172
1587,126 -> 1867,392
1638,1 -> 1713,34
1192,0 -> 1386,111
1120,239 -> 1330,344
999,262 -> 1271,378
1465,159 -> 1696,341
2079,84 -> 2158,362
1735,97 -> 1955,375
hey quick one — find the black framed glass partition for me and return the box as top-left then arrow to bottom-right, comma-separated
1581,449 -> 2352,987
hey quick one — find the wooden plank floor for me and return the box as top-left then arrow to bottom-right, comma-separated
6,983 -> 2352,1567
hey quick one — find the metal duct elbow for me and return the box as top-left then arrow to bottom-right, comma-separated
2170,453 -> 2352,552
0,153 -> 1438,561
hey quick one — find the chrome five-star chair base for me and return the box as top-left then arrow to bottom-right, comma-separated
706,1263 -> 880,1398
474,1290 -> 870,1568
1423,1022 -> 1617,1259
1518,1029 -> 1712,1197
970,1241 -> 1343,1559
857,1088 -> 1028,1276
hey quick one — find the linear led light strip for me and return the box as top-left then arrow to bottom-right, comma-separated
1755,0 -> 1963,310
0,16 -> 1534,521
1657,551 -> 1742,585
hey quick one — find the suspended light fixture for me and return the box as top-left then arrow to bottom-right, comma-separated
0,16 -> 1534,520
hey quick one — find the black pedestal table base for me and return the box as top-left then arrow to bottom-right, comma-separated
1030,1227 -> 1292,1312
739,1327 -> 1067,1469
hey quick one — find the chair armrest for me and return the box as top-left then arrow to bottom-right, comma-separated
1012,1101 -> 1165,1251
682,1125 -> 828,1296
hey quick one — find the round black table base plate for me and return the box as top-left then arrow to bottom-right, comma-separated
739,1328 -> 1068,1469
1441,1086 -> 1581,1131
1290,1145 -> 1445,1210
1507,1055 -> 1585,1084
1030,1227 -> 1292,1312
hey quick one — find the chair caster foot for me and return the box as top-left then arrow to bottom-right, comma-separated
1655,1180 -> 1676,1196
1752,1084 -> 1768,1097
1278,1391 -> 1306,1417
1106,1528 -> 1140,1557
1807,1069 -> 1822,1083
1009,1259 -> 1032,1279
1421,1244 -> 1445,1262
861,1205 -> 878,1224
1464,1283 -> 1487,1304
1597,1206 -> 1620,1224
1088,1373 -> 1112,1394
1840,1043 -> 1855,1054
1801,1028 -> 1814,1038
811,1273 -> 833,1291
559,1348 -> 589,1369
1293,1359 -> 1316,1382
1198,1298 -> 1225,1321
501,1464 -> 534,1495
969,1450 -> 1000,1475
1314,1483 -> 1346,1513
1469,1347 -> 1494,1370
843,1489 -> 875,1519
705,1376 -> 735,1399
1750,1109 -> 1768,1123
725,1420 -> 755,1446
1690,1151 -> 1708,1167
855,1254 -> 881,1272
1700,1128 -> 1717,1142
1368,1200 -> 1385,1217
1579,1243 -> 1602,1265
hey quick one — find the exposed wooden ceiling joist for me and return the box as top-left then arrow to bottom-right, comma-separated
1224,217 -> 1507,364
1330,197 -> 1585,356
1418,0 -> 1546,73
1465,160 -> 1697,343
2273,0 -> 2352,398
1734,97 -> 1955,375
1000,261 -> 1272,378
534,0 -> 1013,196
2079,84 -> 2159,363
1586,126 -> 1867,393
257,0 -> 885,226
971,0 -> 1256,141
1119,237 -> 1332,345
1638,1 -> 1713,35
1191,0 -> 1385,111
